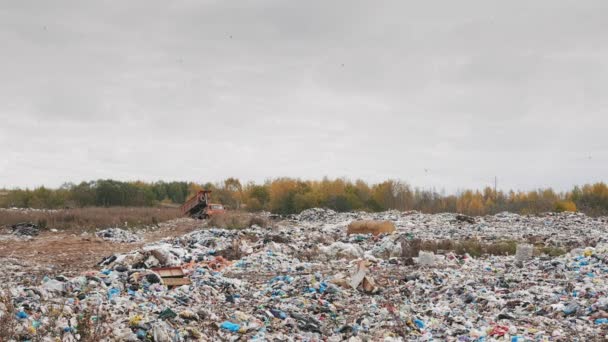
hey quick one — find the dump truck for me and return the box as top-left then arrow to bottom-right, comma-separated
180,190 -> 225,219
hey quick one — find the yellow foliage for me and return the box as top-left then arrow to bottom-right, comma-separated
555,200 -> 577,212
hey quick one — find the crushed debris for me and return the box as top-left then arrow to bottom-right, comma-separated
10,222 -> 40,236
2,210 -> 608,340
456,214 -> 476,224
515,243 -> 534,262
96,227 -> 142,243
152,267 -> 191,287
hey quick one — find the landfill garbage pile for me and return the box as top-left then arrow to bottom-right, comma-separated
10,222 -> 40,236
295,209 -> 608,248
0,257 -> 52,284
2,210 -> 608,341
96,228 -> 142,243
0,207 -> 60,214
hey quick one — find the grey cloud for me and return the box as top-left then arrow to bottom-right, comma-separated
0,0 -> 606,191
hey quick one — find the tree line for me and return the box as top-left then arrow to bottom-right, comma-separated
1,178 -> 608,216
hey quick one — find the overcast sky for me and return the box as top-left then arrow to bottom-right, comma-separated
0,1 -> 606,192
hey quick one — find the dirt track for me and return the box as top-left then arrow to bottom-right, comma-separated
0,219 -> 201,278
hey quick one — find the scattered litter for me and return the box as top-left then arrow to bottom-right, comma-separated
319,241 -> 364,260
456,214 -> 476,224
2,209 -> 608,340
220,321 -> 241,332
515,243 -> 534,262
11,222 -> 39,236
417,250 -> 436,266
152,267 -> 191,287
96,227 -> 142,243
349,259 -> 369,289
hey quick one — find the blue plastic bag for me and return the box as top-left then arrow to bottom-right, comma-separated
414,318 -> 425,329
220,321 -> 240,332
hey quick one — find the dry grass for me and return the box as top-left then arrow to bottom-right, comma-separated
75,305 -> 111,341
540,246 -> 567,257
416,239 -> 567,257
462,240 -> 516,257
0,288 -> 17,340
400,238 -> 521,258
347,220 -> 396,236
32,300 -> 65,340
0,207 -> 181,232
208,211 -> 272,230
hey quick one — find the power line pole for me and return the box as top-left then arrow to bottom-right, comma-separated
494,176 -> 497,201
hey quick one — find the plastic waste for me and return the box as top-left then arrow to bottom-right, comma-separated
220,321 -> 241,332
107,287 -> 120,300
418,251 -> 436,266
515,244 -> 534,262
3,209 -> 608,340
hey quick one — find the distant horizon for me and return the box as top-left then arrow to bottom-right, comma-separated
1,177 -> 605,195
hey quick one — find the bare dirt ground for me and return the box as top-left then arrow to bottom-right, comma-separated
0,218 -> 202,279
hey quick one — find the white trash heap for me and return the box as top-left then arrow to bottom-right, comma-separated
96,228 -> 143,243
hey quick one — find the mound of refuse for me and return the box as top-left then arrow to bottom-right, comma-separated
297,207 -> 338,221
10,222 -> 40,236
96,227 -> 142,243
3,209 -> 608,340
